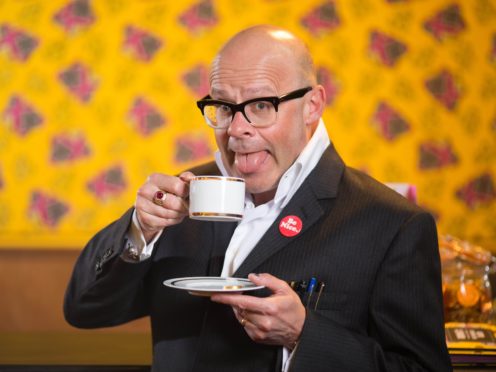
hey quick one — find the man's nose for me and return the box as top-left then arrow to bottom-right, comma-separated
227,111 -> 254,137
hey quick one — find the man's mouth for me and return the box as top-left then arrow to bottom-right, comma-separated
234,150 -> 270,174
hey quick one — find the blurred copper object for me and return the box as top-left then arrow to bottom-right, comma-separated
440,235 -> 493,323
440,235 -> 492,266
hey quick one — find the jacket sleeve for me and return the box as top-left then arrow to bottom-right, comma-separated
64,207 -> 153,328
290,212 -> 452,372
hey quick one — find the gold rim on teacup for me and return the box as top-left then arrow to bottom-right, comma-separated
190,212 -> 243,219
193,176 -> 244,183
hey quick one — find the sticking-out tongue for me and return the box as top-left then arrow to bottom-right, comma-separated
235,151 -> 269,174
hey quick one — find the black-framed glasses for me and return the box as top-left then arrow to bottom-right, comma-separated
196,86 -> 313,129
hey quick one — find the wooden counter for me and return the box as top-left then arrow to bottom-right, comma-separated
0,332 -> 151,371
1,332 -> 496,371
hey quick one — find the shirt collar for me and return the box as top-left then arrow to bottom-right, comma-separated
274,119 -> 330,207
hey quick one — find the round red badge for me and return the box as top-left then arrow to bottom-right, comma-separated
279,215 -> 302,237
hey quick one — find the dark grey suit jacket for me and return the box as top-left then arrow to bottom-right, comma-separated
64,145 -> 452,371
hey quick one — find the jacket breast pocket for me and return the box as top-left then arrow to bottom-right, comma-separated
305,291 -> 348,312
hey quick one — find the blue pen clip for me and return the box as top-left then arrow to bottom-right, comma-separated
306,277 -> 317,308
307,277 -> 317,293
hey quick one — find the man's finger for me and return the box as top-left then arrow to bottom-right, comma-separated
179,171 -> 195,183
248,273 -> 291,294
210,293 -> 268,313
151,173 -> 190,198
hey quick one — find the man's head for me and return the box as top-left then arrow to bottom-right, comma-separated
206,25 -> 326,205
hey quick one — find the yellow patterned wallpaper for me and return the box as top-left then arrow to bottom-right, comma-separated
0,0 -> 495,250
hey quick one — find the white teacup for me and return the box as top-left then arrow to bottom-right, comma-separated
189,176 -> 245,222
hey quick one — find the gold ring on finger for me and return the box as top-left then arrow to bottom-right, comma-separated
153,190 -> 167,206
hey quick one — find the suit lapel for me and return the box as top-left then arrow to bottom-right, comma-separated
234,145 -> 345,278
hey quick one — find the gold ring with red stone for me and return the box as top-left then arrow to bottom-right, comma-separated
153,190 -> 167,206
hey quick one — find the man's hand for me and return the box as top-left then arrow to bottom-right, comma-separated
211,273 -> 305,350
134,171 -> 195,243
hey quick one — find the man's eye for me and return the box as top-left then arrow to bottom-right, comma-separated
218,105 -> 231,113
254,102 -> 270,110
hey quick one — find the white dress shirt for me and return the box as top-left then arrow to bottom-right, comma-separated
219,120 -> 330,277
126,119 -> 331,371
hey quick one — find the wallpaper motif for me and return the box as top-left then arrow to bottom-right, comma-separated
0,0 -> 495,249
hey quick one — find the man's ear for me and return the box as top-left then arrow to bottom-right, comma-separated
304,85 -> 326,125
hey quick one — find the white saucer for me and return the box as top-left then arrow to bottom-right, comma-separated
163,276 -> 264,297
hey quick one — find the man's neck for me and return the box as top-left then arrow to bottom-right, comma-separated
252,189 -> 277,206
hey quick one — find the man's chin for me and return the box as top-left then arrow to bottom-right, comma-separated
229,162 -> 277,194
243,175 -> 277,194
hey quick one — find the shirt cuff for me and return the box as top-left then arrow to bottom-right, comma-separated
282,345 -> 297,372
122,210 -> 163,262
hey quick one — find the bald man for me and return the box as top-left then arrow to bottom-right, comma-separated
65,25 -> 451,371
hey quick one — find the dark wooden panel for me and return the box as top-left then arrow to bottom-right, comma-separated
0,367 -> 149,372
0,249 -> 149,333
0,333 -> 151,365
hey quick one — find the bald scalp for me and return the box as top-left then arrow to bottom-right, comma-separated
211,25 -> 317,88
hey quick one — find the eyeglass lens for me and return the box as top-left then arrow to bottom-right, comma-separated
204,100 -> 276,128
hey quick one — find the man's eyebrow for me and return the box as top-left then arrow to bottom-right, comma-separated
210,88 -> 226,97
210,87 -> 275,99
209,88 -> 236,102
243,87 -> 274,96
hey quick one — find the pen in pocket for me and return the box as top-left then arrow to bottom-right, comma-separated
314,282 -> 325,310
306,277 -> 317,308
